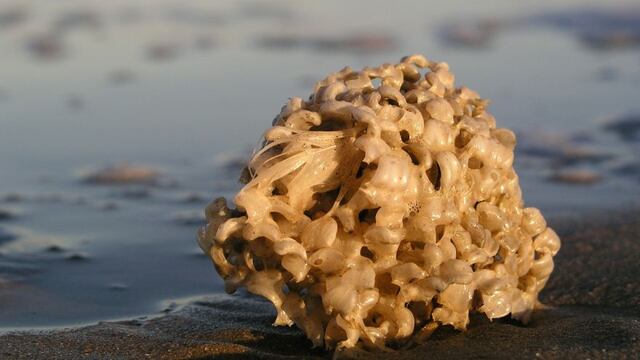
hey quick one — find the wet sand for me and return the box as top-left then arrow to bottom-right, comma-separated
2,0 -> 640,330
1,209 -> 639,359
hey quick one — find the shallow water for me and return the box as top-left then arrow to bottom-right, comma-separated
0,0 -> 639,329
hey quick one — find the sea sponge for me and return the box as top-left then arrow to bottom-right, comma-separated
198,54 -> 560,350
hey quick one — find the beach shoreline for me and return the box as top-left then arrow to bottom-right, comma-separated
2,209 -> 639,359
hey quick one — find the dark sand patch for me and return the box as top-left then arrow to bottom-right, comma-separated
1,210 -> 639,359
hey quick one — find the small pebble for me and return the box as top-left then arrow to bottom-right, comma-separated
81,163 -> 160,185
550,169 -> 602,185
66,252 -> 89,262
45,244 -> 65,253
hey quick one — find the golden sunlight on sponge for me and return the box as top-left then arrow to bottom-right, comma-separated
198,54 -> 560,350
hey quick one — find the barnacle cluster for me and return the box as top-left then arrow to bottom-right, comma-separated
198,54 -> 560,350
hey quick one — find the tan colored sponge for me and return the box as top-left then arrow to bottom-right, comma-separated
198,54 -> 560,350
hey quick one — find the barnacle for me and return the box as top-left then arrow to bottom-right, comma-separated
198,54 -> 560,350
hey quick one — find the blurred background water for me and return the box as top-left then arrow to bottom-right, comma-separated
0,0 -> 639,329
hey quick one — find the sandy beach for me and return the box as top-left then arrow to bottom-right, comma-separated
1,1 -> 640,359
2,209 -> 638,359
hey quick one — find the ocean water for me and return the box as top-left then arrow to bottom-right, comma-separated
0,0 -> 639,329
